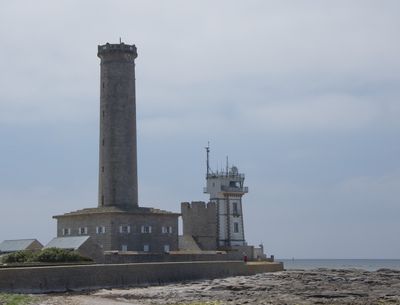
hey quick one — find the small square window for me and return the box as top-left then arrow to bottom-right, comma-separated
141,225 -> 152,234
119,225 -> 131,234
96,226 -> 106,234
78,227 -> 88,235
143,244 -> 150,252
62,228 -> 71,236
162,226 -> 173,234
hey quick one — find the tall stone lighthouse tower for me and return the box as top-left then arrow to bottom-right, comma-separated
54,42 -> 179,253
97,43 -> 138,208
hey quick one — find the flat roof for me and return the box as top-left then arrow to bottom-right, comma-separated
53,205 -> 180,218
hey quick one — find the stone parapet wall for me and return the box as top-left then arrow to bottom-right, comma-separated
0,261 -> 283,293
103,252 -> 244,264
181,201 -> 217,250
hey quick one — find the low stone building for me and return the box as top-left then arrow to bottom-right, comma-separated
0,239 -> 43,254
54,206 -> 179,253
45,236 -> 103,263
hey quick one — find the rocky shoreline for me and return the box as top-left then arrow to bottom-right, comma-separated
37,268 -> 400,305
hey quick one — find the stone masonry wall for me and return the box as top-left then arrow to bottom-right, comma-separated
181,201 -> 217,250
57,212 -> 178,252
103,251 -> 245,264
0,261 -> 284,293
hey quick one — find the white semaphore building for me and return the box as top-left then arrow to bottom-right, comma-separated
181,145 -> 257,258
203,146 -> 248,248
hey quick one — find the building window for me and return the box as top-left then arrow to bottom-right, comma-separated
121,244 -> 128,252
143,244 -> 150,252
234,222 -> 239,233
141,225 -> 152,234
78,227 -> 88,235
102,138 -> 105,146
96,226 -> 106,234
62,228 -> 71,236
232,202 -> 238,215
119,225 -> 131,234
162,226 -> 173,234
164,245 -> 170,253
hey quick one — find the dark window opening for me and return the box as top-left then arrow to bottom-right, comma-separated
229,181 -> 238,187
233,202 -> 238,214
234,222 -> 239,233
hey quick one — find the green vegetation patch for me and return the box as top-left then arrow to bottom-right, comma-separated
2,248 -> 92,264
0,293 -> 35,305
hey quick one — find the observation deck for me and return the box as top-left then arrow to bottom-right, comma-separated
203,186 -> 249,194
97,42 -> 137,57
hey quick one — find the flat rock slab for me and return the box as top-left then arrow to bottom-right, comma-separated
36,268 -> 400,305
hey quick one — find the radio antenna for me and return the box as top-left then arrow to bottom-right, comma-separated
205,142 -> 210,177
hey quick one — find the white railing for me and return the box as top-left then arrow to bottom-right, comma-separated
221,186 -> 248,193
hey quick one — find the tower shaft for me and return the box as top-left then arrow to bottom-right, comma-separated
97,43 -> 138,208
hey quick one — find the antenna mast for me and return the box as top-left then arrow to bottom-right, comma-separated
205,142 -> 210,178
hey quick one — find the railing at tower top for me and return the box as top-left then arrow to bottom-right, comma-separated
98,43 -> 137,54
203,186 -> 249,194
221,186 -> 249,193
206,172 -> 245,180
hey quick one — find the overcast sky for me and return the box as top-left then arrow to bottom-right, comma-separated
0,1 -> 399,259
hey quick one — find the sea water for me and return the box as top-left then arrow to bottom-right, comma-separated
278,259 -> 400,271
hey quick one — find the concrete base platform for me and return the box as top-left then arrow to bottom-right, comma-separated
0,261 -> 283,293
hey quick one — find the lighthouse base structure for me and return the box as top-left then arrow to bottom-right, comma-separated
53,206 -> 179,253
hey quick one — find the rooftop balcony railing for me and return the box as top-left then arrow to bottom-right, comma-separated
206,173 -> 245,179
204,186 -> 249,193
221,186 -> 249,193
